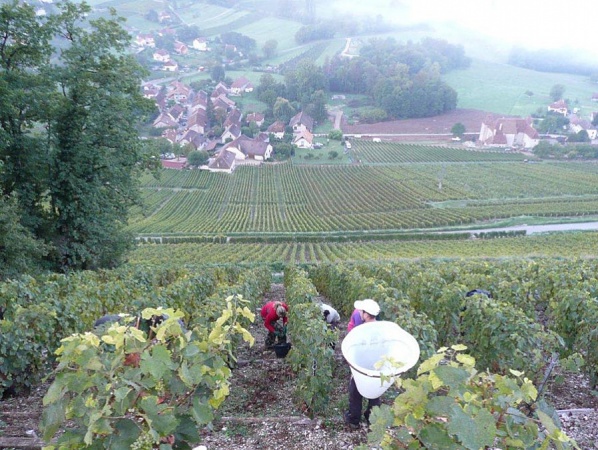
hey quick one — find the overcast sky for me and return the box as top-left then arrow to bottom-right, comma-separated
334,0 -> 598,59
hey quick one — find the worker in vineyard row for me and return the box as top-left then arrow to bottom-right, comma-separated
319,302 -> 341,329
344,299 -> 381,428
260,300 -> 288,349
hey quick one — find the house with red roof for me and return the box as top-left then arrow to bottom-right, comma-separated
208,150 -> 236,173
161,157 -> 187,170
478,116 -> 539,149
230,76 -> 254,96
267,121 -> 286,139
548,99 -> 568,116
289,111 -> 314,134
223,135 -> 273,161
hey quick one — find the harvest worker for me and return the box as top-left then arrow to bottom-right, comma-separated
344,299 -> 381,428
347,298 -> 379,332
260,300 -> 288,348
319,302 -> 341,329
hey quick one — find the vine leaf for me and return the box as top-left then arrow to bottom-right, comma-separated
141,344 -> 174,379
447,405 -> 496,449
420,422 -> 464,449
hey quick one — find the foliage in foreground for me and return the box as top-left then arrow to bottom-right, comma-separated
40,300 -> 255,449
364,346 -> 579,450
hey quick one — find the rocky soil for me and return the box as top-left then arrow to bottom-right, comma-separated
0,282 -> 596,449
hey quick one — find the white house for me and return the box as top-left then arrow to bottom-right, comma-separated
548,100 -> 568,116
208,149 -> 237,173
289,111 -> 314,134
230,76 -> 254,96
223,135 -> 273,161
293,130 -> 314,149
570,117 -> 598,140
267,121 -> 286,139
163,60 -> 178,72
192,38 -> 208,51
153,49 -> 170,62
478,116 -> 539,149
136,33 -> 155,48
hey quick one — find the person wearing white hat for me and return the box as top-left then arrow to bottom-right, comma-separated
344,299 -> 381,428
347,298 -> 380,332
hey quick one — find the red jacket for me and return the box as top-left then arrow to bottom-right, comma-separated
260,301 -> 288,332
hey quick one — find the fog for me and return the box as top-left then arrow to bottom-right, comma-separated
327,0 -> 598,61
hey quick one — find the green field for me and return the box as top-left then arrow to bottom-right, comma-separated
444,59 -> 597,116
130,231 -> 598,265
129,144 -> 598,237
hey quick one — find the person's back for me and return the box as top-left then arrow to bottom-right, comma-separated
320,303 -> 340,326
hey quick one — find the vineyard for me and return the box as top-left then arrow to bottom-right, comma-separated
1,259 -> 596,448
128,143 -> 598,239
131,231 -> 598,266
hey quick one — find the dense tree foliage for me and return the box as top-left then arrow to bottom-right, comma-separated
533,141 -> 598,159
262,39 -> 278,58
325,38 -> 464,119
178,24 -> 202,42
550,84 -> 566,102
509,47 -> 598,76
295,23 -> 335,44
534,113 -> 569,134
187,150 -> 210,166
219,31 -> 256,53
0,191 -> 48,281
284,60 -> 328,105
0,1 -> 156,274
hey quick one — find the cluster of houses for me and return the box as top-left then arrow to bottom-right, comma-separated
478,98 -> 598,149
143,78 -> 317,173
135,31 -> 210,72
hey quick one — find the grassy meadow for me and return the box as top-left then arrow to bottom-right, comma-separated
444,59 -> 598,117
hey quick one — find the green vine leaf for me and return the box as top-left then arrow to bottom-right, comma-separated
447,405 -> 496,449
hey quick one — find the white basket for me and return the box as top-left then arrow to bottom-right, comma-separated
341,321 -> 420,399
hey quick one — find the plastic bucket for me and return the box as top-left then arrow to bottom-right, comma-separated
273,343 -> 291,358
341,321 -> 420,399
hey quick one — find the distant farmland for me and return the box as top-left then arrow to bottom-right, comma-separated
129,143 -> 598,237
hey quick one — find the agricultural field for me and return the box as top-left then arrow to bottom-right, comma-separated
130,231 -> 598,265
129,144 -> 598,237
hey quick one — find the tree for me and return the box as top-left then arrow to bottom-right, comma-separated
210,64 -> 225,82
328,130 -> 343,140
306,89 -> 328,123
187,150 -> 209,167
550,84 -> 566,101
0,1 -> 156,272
451,122 -> 466,137
262,39 -> 278,58
568,129 -> 590,143
328,150 -> 339,159
273,97 -> 296,123
47,3 -> 156,271
178,25 -> 201,42
0,192 -> 48,281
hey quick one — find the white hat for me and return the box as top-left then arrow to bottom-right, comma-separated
354,299 -> 380,316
